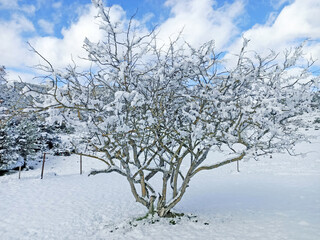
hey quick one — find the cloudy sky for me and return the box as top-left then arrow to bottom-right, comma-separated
0,0 -> 319,83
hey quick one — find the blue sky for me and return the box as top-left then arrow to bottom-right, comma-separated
0,0 -> 319,82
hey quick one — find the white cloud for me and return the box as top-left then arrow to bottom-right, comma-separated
38,19 -> 55,35
226,0 -> 320,67
52,1 -> 62,9
0,0 -> 36,15
0,14 -> 35,69
20,4 -> 36,15
157,0 -> 244,49
6,70 -> 38,84
0,0 -> 19,9
7,13 -> 35,32
30,4 -> 104,69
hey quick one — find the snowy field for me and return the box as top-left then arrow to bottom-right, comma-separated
0,129 -> 319,239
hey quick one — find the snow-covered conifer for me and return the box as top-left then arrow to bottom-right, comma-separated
0,67 -> 65,170
0,66 -> 6,84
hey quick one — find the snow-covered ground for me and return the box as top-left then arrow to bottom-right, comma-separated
0,129 -> 319,239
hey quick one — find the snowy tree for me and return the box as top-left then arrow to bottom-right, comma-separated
0,66 -> 7,118
0,119 -> 28,170
0,66 -> 12,137
0,67 -> 63,170
0,65 -> 6,83
1,117 -> 40,170
0,67 -> 24,170
0,123 -> 21,170
0,112 -> 65,170
0,67 -> 23,124
25,0 -> 318,217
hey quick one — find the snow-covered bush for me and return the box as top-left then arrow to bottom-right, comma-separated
25,0 -> 318,217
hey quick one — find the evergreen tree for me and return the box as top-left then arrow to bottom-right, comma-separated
0,115 -> 66,170
16,118 -> 41,166
0,120 -> 23,170
0,66 -> 65,171
0,65 -> 6,83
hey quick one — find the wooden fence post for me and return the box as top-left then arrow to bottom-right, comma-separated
80,153 -> 83,175
18,166 -> 21,179
41,153 -> 46,179
237,160 -> 240,172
